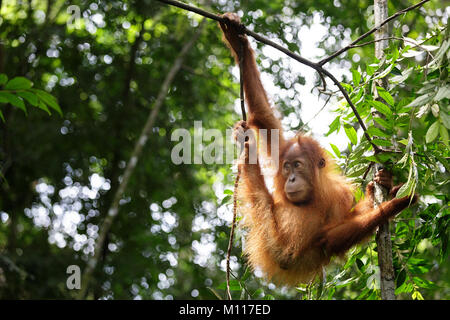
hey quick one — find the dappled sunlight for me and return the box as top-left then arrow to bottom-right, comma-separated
0,0 -> 447,302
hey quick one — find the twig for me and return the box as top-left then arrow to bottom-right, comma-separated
298,94 -> 333,132
226,169 -> 240,300
317,71 -> 327,92
229,269 -> 253,298
347,36 -> 435,59
226,41 -> 246,300
238,40 -> 246,121
362,162 -> 374,180
318,0 -> 431,66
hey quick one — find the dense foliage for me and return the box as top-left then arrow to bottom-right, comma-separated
0,0 -> 448,299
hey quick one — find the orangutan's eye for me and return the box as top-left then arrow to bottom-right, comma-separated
318,158 -> 326,168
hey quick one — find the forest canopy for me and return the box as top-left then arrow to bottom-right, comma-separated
0,0 -> 448,300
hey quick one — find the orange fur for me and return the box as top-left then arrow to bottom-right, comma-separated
221,13 -> 417,286
237,136 -> 416,286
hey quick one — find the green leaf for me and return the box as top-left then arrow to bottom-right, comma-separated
373,117 -> 392,130
441,112 -> 450,130
435,86 -> 450,101
343,253 -> 357,269
37,100 -> 51,115
0,74 -> 7,86
421,45 -> 440,52
374,64 -> 395,80
351,88 -> 364,104
336,277 -> 357,288
329,143 -> 341,158
367,126 -> 390,138
0,92 -> 8,103
405,93 -> 434,108
356,258 -> 364,271
376,87 -> 394,105
396,162 -> 415,198
0,109 -> 4,122
412,290 -> 424,300
346,163 -> 368,177
369,100 -> 393,117
440,124 -> 449,147
365,155 -> 378,163
220,195 -> 231,205
17,91 -> 38,106
252,288 -> 264,298
391,67 -> 413,84
371,138 -> 392,147
241,266 -> 251,282
397,152 -> 409,167
0,92 -> 26,113
425,121 -> 440,143
390,66 -> 402,76
413,277 -> 437,289
340,82 -> 353,92
396,269 -> 407,288
349,140 -> 370,160
223,189 -> 233,195
344,125 -> 358,145
396,182 -> 414,199
366,152 -> 395,164
5,76 -> 32,90
434,154 -> 450,173
326,116 -> 341,136
351,69 -> 361,86
427,39 -> 450,67
366,63 -> 377,76
216,280 -> 240,291
33,89 -> 62,116
403,49 -> 423,58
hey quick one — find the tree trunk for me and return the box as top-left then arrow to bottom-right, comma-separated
373,0 -> 396,300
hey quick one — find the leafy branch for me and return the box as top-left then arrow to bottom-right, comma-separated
0,74 -> 62,121
318,0 -> 431,65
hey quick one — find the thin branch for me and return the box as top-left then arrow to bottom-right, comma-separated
226,169 -> 240,300
156,0 -> 319,69
317,70 -> 327,92
155,1 -> 429,155
238,41 -> 246,121
76,21 -> 205,299
318,0 -> 431,66
347,36 -> 434,59
362,162 -> 374,180
298,94 -> 333,132
226,41 -> 247,300
156,0 -> 381,152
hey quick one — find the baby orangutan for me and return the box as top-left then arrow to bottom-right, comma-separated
221,12 -> 418,285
